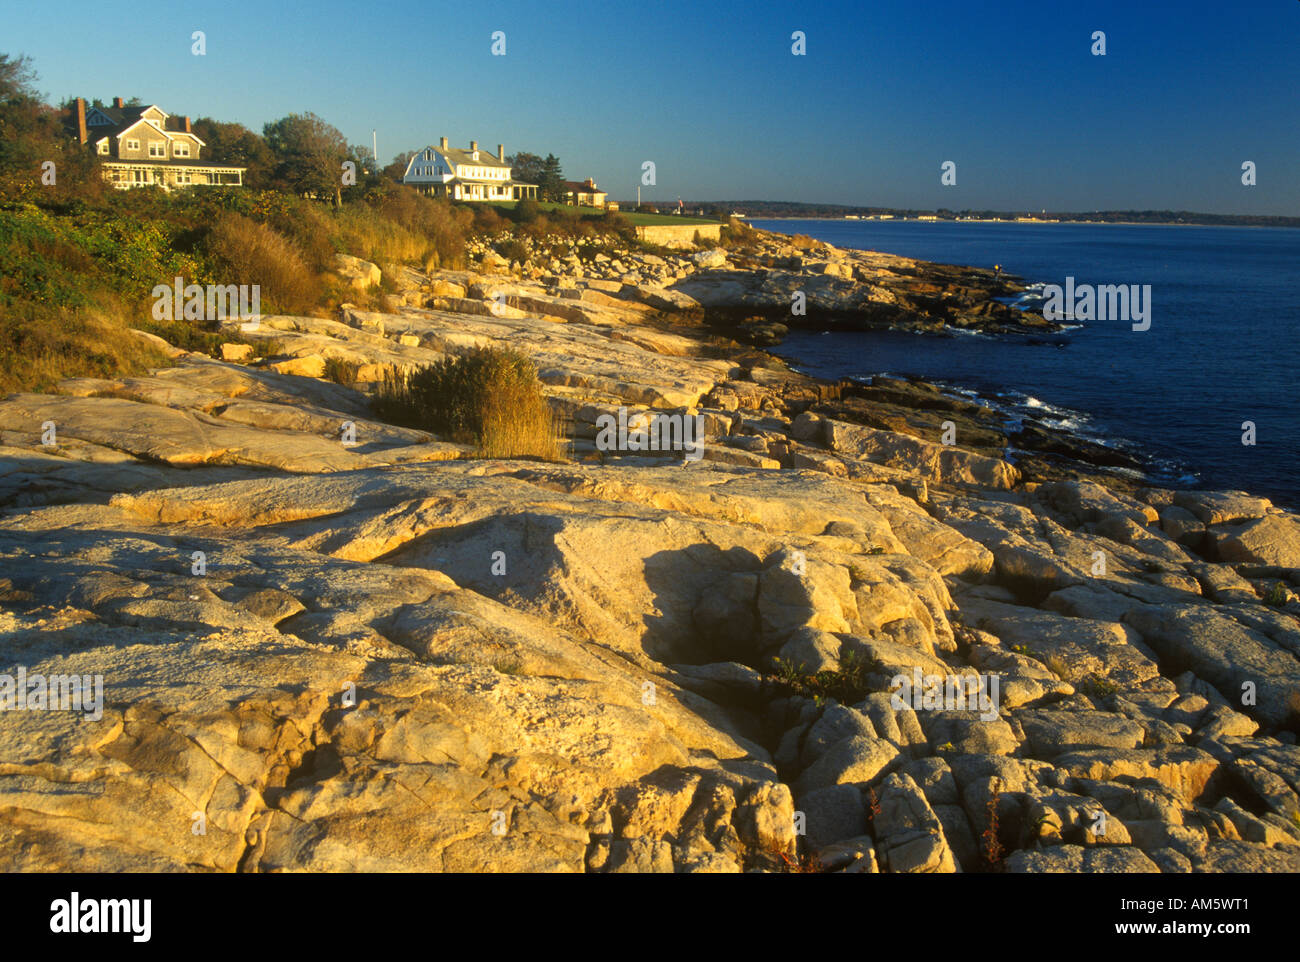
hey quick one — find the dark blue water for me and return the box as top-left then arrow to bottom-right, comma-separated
749,219 -> 1299,507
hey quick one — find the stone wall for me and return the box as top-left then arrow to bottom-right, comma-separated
635,223 -> 723,248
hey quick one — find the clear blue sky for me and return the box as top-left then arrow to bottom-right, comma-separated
8,0 -> 1299,213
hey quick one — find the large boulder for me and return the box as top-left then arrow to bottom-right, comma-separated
333,253 -> 382,292
825,419 -> 1019,490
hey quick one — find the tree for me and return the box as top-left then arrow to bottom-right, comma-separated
0,52 -> 36,101
191,118 -> 274,188
347,142 -> 382,190
0,54 -> 98,199
538,153 -> 565,202
505,151 -> 543,187
263,111 -> 348,205
384,150 -> 416,182
505,150 -> 564,200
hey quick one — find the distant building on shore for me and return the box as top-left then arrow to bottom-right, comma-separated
66,97 -> 245,189
402,138 -> 537,201
561,178 -> 608,208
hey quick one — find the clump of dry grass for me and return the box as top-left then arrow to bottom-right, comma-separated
206,211 -> 320,315
372,346 -> 563,460
322,356 -> 361,388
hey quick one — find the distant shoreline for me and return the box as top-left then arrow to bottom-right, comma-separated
747,217 -> 1300,230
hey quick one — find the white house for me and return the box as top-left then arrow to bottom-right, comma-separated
403,137 -> 537,201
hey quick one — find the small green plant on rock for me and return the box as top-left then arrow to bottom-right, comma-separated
769,650 -> 881,705
1263,581 -> 1289,607
491,655 -> 524,676
1077,674 -> 1119,698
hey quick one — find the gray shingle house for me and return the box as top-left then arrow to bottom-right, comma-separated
68,97 -> 245,189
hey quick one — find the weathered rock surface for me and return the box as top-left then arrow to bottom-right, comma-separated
1,231 -> 1297,873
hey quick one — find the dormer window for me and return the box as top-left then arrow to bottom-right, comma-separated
97,140 -> 109,155
148,141 -> 166,158
173,142 -> 190,158
125,139 -> 140,151
472,151 -> 479,161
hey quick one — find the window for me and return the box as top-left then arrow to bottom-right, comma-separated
126,139 -> 140,151
97,141 -> 109,155
175,171 -> 191,185
148,141 -> 166,158
173,142 -> 190,157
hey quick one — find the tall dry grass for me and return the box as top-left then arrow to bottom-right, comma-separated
372,346 -> 563,460
206,212 -> 319,315
0,296 -> 171,394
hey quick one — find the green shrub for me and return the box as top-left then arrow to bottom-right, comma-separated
769,650 -> 880,705
514,198 -> 541,223
1263,581 -> 1289,607
372,346 -> 563,460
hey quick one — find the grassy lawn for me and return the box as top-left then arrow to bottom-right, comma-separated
620,211 -> 721,226
478,199 -> 721,226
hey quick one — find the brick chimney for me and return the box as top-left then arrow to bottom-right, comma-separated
184,116 -> 191,133
439,136 -> 447,150
497,144 -> 504,162
469,140 -> 478,152
75,97 -> 87,144
113,96 -> 124,109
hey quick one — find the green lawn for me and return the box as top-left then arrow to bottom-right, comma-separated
620,211 -> 721,226
478,199 -> 721,226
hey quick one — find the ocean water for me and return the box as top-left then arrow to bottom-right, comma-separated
748,219 -> 1300,508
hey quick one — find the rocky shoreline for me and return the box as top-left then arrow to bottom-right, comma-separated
1,228 -> 1298,873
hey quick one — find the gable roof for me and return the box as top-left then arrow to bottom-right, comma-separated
440,145 -> 509,169
405,144 -> 509,176
69,102 -> 206,148
114,117 -> 170,141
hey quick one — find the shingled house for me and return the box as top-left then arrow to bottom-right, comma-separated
68,97 -> 245,189
562,178 -> 608,208
402,137 -> 537,201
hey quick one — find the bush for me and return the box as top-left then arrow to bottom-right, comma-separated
495,238 -> 529,264
471,204 -> 507,235
372,346 -> 562,460
514,198 -> 541,223
719,220 -> 759,251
